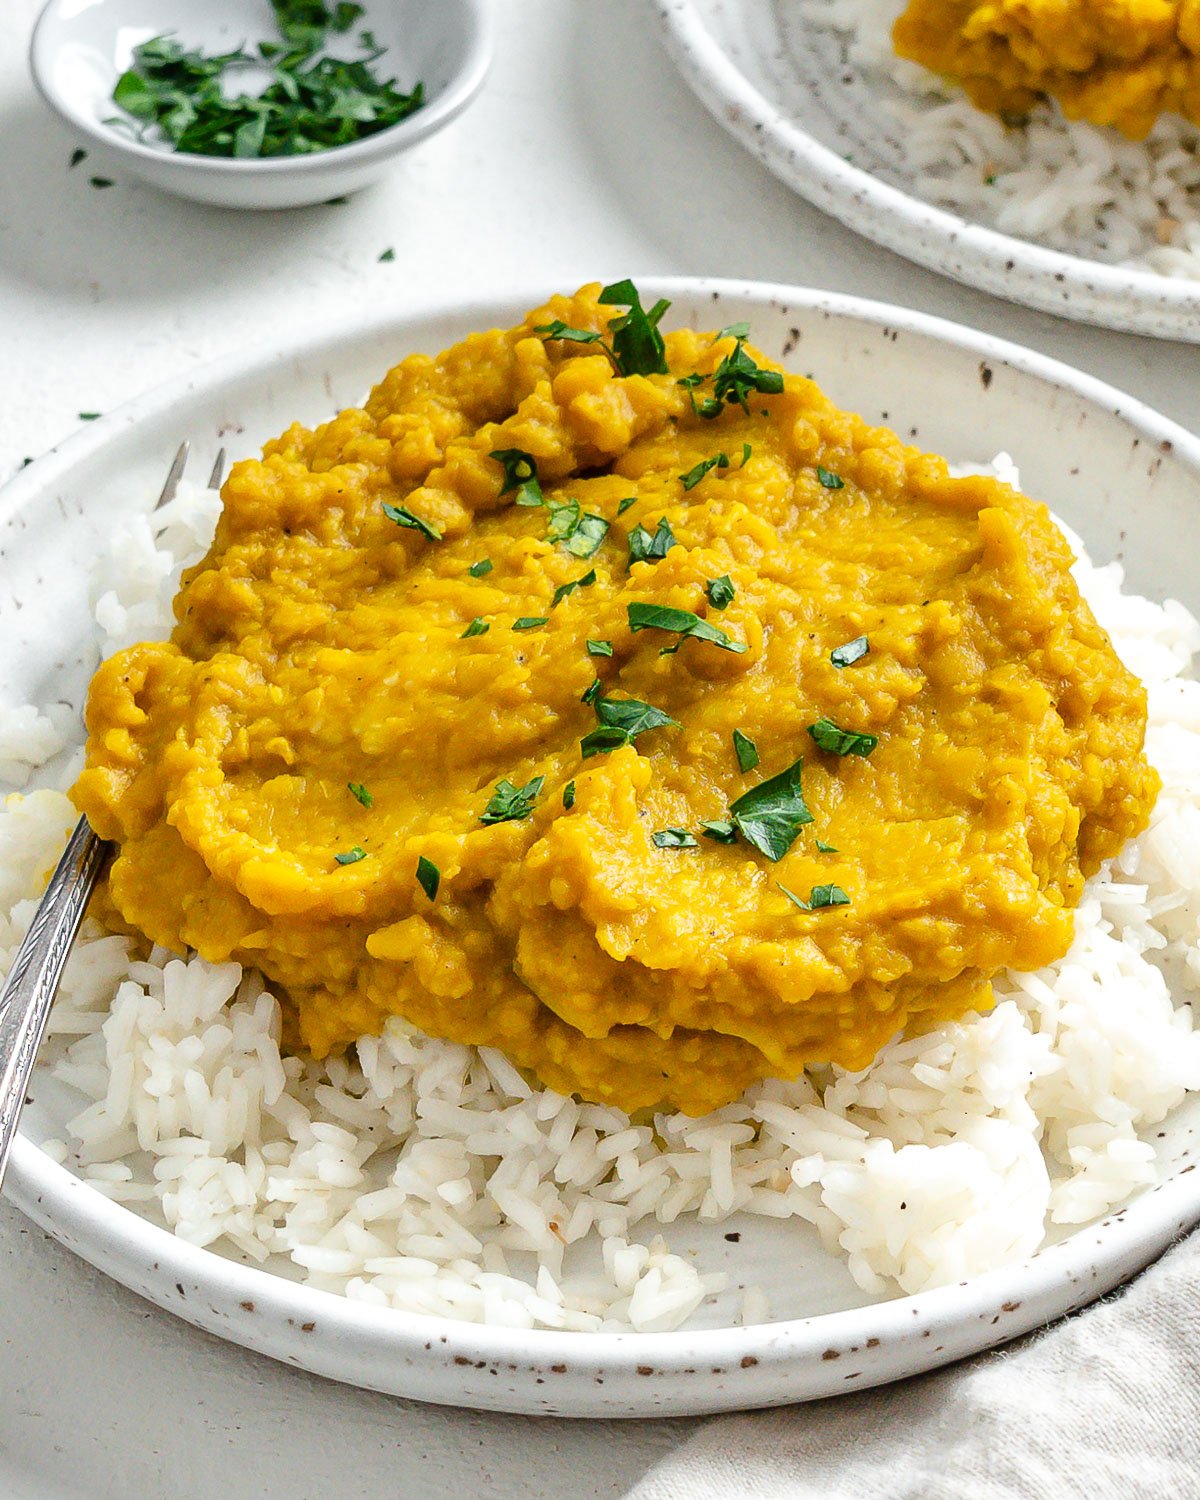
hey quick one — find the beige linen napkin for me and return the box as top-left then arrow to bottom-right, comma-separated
626,1233 -> 1200,1500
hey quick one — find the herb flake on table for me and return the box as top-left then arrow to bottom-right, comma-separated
652,828 -> 698,849
626,601 -> 746,654
347,781 -> 373,808
78,412 -> 101,421
732,729 -> 759,772
382,501 -> 441,541
808,717 -> 878,757
728,756 -> 814,862
481,775 -> 545,825
89,177 -> 114,189
378,247 -> 395,262
69,148 -> 87,169
108,3 -> 424,161
415,854 -> 439,901
830,635 -> 870,668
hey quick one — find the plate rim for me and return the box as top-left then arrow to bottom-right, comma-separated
5,274 -> 1200,1413
653,0 -> 1200,342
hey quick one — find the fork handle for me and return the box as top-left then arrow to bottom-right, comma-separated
0,816 -> 111,1186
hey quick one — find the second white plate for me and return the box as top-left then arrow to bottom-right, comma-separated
655,0 -> 1200,342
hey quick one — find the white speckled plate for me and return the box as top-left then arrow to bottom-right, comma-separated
4,280 -> 1200,1417
654,0 -> 1200,342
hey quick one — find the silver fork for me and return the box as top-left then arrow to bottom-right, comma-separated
0,443 -> 225,1186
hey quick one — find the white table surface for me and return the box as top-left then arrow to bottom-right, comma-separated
2,1 -> 1199,1494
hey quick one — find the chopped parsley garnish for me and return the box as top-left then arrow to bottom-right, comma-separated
382,501 -> 441,541
617,496 -> 638,516
580,694 -> 679,759
512,616 -> 548,631
732,729 -> 759,772
816,466 -> 845,490
807,717 -> 878,757
378,247 -> 395,262
815,838 -> 839,853
528,492 -> 610,557
778,881 -> 851,911
78,412 -> 101,421
334,845 -> 367,866
711,336 -> 784,412
562,780 -> 576,810
597,279 -> 670,377
679,453 -> 730,491
830,635 -> 870,668
706,575 -> 735,609
586,638 -> 614,657
627,517 -> 676,566
728,756 -> 814,862
546,497 -> 582,538
415,855 -> 439,901
581,678 -> 604,705
347,781 -> 373,809
532,319 -> 603,345
678,372 -> 721,420
716,322 -> 751,341
461,617 -> 489,638
562,510 -> 610,558
69,148 -> 87,168
699,819 -> 737,844
481,775 -> 545,824
490,447 -> 543,508
652,828 -> 698,849
552,569 -> 597,608
468,558 -> 493,578
626,601 -> 746,655
108,5 -> 424,161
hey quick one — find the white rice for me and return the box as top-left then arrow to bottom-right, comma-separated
4,458 -> 1200,1331
799,0 -> 1200,278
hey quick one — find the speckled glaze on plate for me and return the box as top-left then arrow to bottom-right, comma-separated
655,0 -> 1200,342
4,281 -> 1200,1418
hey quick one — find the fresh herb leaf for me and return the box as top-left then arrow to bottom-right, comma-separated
562,780 -> 576,810
580,694 -> 679,758
347,781 -> 373,808
461,616 -> 489,638
512,616 -> 548,631
533,319 -> 602,345
89,177 -> 114,188
711,337 -> 784,412
480,775 -> 544,824
706,574 -> 735,609
699,819 -> 737,844
777,881 -> 811,911
810,883 -> 851,909
78,412 -> 101,421
334,845 -> 367,865
468,558 -> 493,578
563,511 -> 610,558
69,148 -> 87,168
546,497 -> 581,537
627,516 -> 676,566
382,500 -> 441,541
728,756 -> 814,862
716,321 -> 751,341
732,729 -> 759,772
816,466 -> 845,490
626,601 -> 746,654
581,678 -> 603,706
552,569 -> 597,608
807,717 -> 878,757
830,635 -> 870,669
415,855 -> 439,901
617,496 -> 638,516
652,828 -> 698,849
597,279 -> 669,376
378,247 -> 395,262
815,838 -> 839,853
490,447 -> 543,508
586,638 -> 614,658
679,453 -> 730,491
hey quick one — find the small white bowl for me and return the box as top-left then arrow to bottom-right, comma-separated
30,0 -> 492,210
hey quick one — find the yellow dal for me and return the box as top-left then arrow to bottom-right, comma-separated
894,0 -> 1200,139
73,286 -> 1157,1115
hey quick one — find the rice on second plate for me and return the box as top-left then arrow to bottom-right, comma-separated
3,460 -> 1200,1332
801,0 -> 1200,279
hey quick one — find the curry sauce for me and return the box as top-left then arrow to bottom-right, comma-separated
73,285 -> 1157,1115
